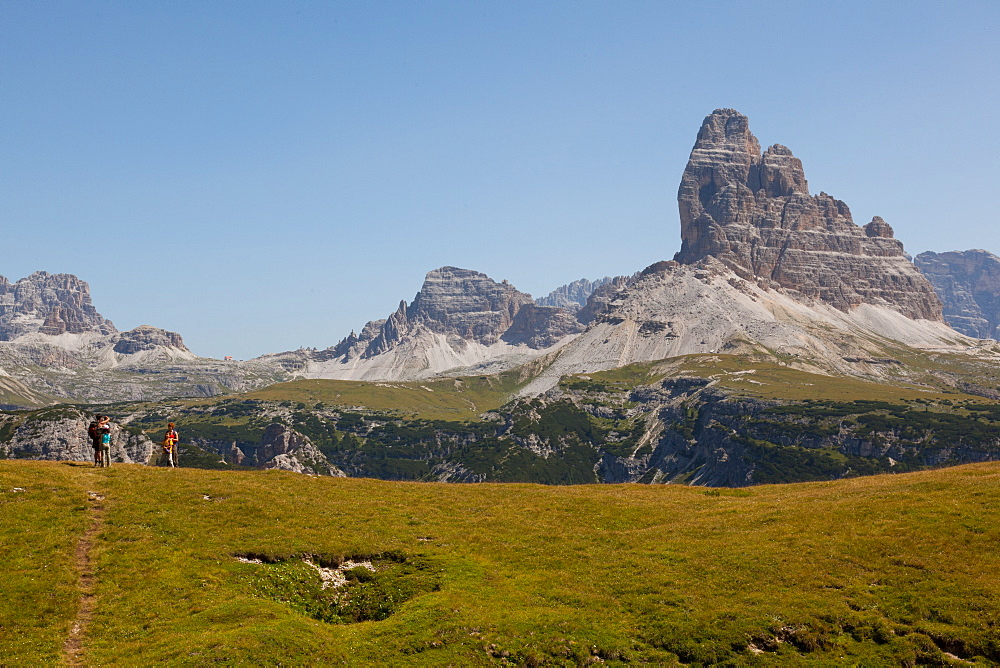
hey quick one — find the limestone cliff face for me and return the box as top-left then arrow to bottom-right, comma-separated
0,272 -> 116,340
674,109 -> 942,321
414,267 -> 532,338
258,423 -> 345,476
576,276 -> 633,325
501,304 -> 584,349
915,250 -> 1000,339
113,325 -> 189,354
0,409 -> 155,464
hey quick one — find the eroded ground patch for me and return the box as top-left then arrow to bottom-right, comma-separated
234,550 -> 440,624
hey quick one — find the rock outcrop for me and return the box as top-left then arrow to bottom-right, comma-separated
502,304 -> 584,349
0,272 -> 116,340
915,250 -> 1000,339
113,325 -> 189,354
674,109 -> 943,321
258,423 -> 345,476
0,408 -> 155,464
576,275 -> 634,325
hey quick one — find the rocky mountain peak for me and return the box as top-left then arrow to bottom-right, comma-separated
326,266 -> 581,368
112,325 -> 189,354
674,109 -> 942,321
760,144 -> 809,197
694,108 -> 761,154
0,271 -> 116,340
406,266 -> 535,343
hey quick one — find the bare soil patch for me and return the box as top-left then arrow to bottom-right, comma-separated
62,490 -> 105,666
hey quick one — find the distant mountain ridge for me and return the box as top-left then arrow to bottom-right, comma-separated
0,271 -> 285,404
260,267 -> 593,381
297,269 -> 635,374
332,266 -> 540,358
536,277 -> 615,310
2,109 -> 998,406
915,250 -> 1000,339
0,270 -> 189,351
267,109 -> 977,390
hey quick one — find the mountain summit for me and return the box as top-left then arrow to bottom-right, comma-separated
0,271 -> 116,340
335,266 -> 536,358
675,108 -> 942,320
0,271 -> 257,404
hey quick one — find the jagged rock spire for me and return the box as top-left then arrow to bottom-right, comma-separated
674,109 -> 942,321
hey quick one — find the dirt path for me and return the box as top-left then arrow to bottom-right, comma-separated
62,489 -> 105,666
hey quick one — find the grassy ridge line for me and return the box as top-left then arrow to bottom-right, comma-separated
226,353 -> 984,423
3,461 -> 1000,664
241,370 -> 529,421
572,354 -> 990,403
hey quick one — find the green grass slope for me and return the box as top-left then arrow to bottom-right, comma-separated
241,369 -> 530,421
3,460 -> 999,665
238,350 -> 997,424
565,353 -> 992,404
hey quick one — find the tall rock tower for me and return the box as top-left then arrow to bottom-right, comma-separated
674,109 -> 942,321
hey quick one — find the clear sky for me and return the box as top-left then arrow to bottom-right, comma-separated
3,0 -> 998,359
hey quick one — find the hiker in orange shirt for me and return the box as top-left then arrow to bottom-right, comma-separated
161,422 -> 179,468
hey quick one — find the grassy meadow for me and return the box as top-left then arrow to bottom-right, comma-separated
2,460 -> 1000,665
242,369 -> 530,421
563,354 -> 991,405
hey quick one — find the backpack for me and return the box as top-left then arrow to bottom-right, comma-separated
88,422 -> 98,439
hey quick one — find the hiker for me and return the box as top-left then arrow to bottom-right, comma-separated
161,422 -> 179,468
98,415 -> 112,467
87,414 -> 102,466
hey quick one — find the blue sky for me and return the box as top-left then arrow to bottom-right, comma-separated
3,1 -> 998,359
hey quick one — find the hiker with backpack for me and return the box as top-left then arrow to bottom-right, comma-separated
87,414 -> 103,467
161,422 -> 179,467
97,415 -> 112,467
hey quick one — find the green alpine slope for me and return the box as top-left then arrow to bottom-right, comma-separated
2,460 -> 999,665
